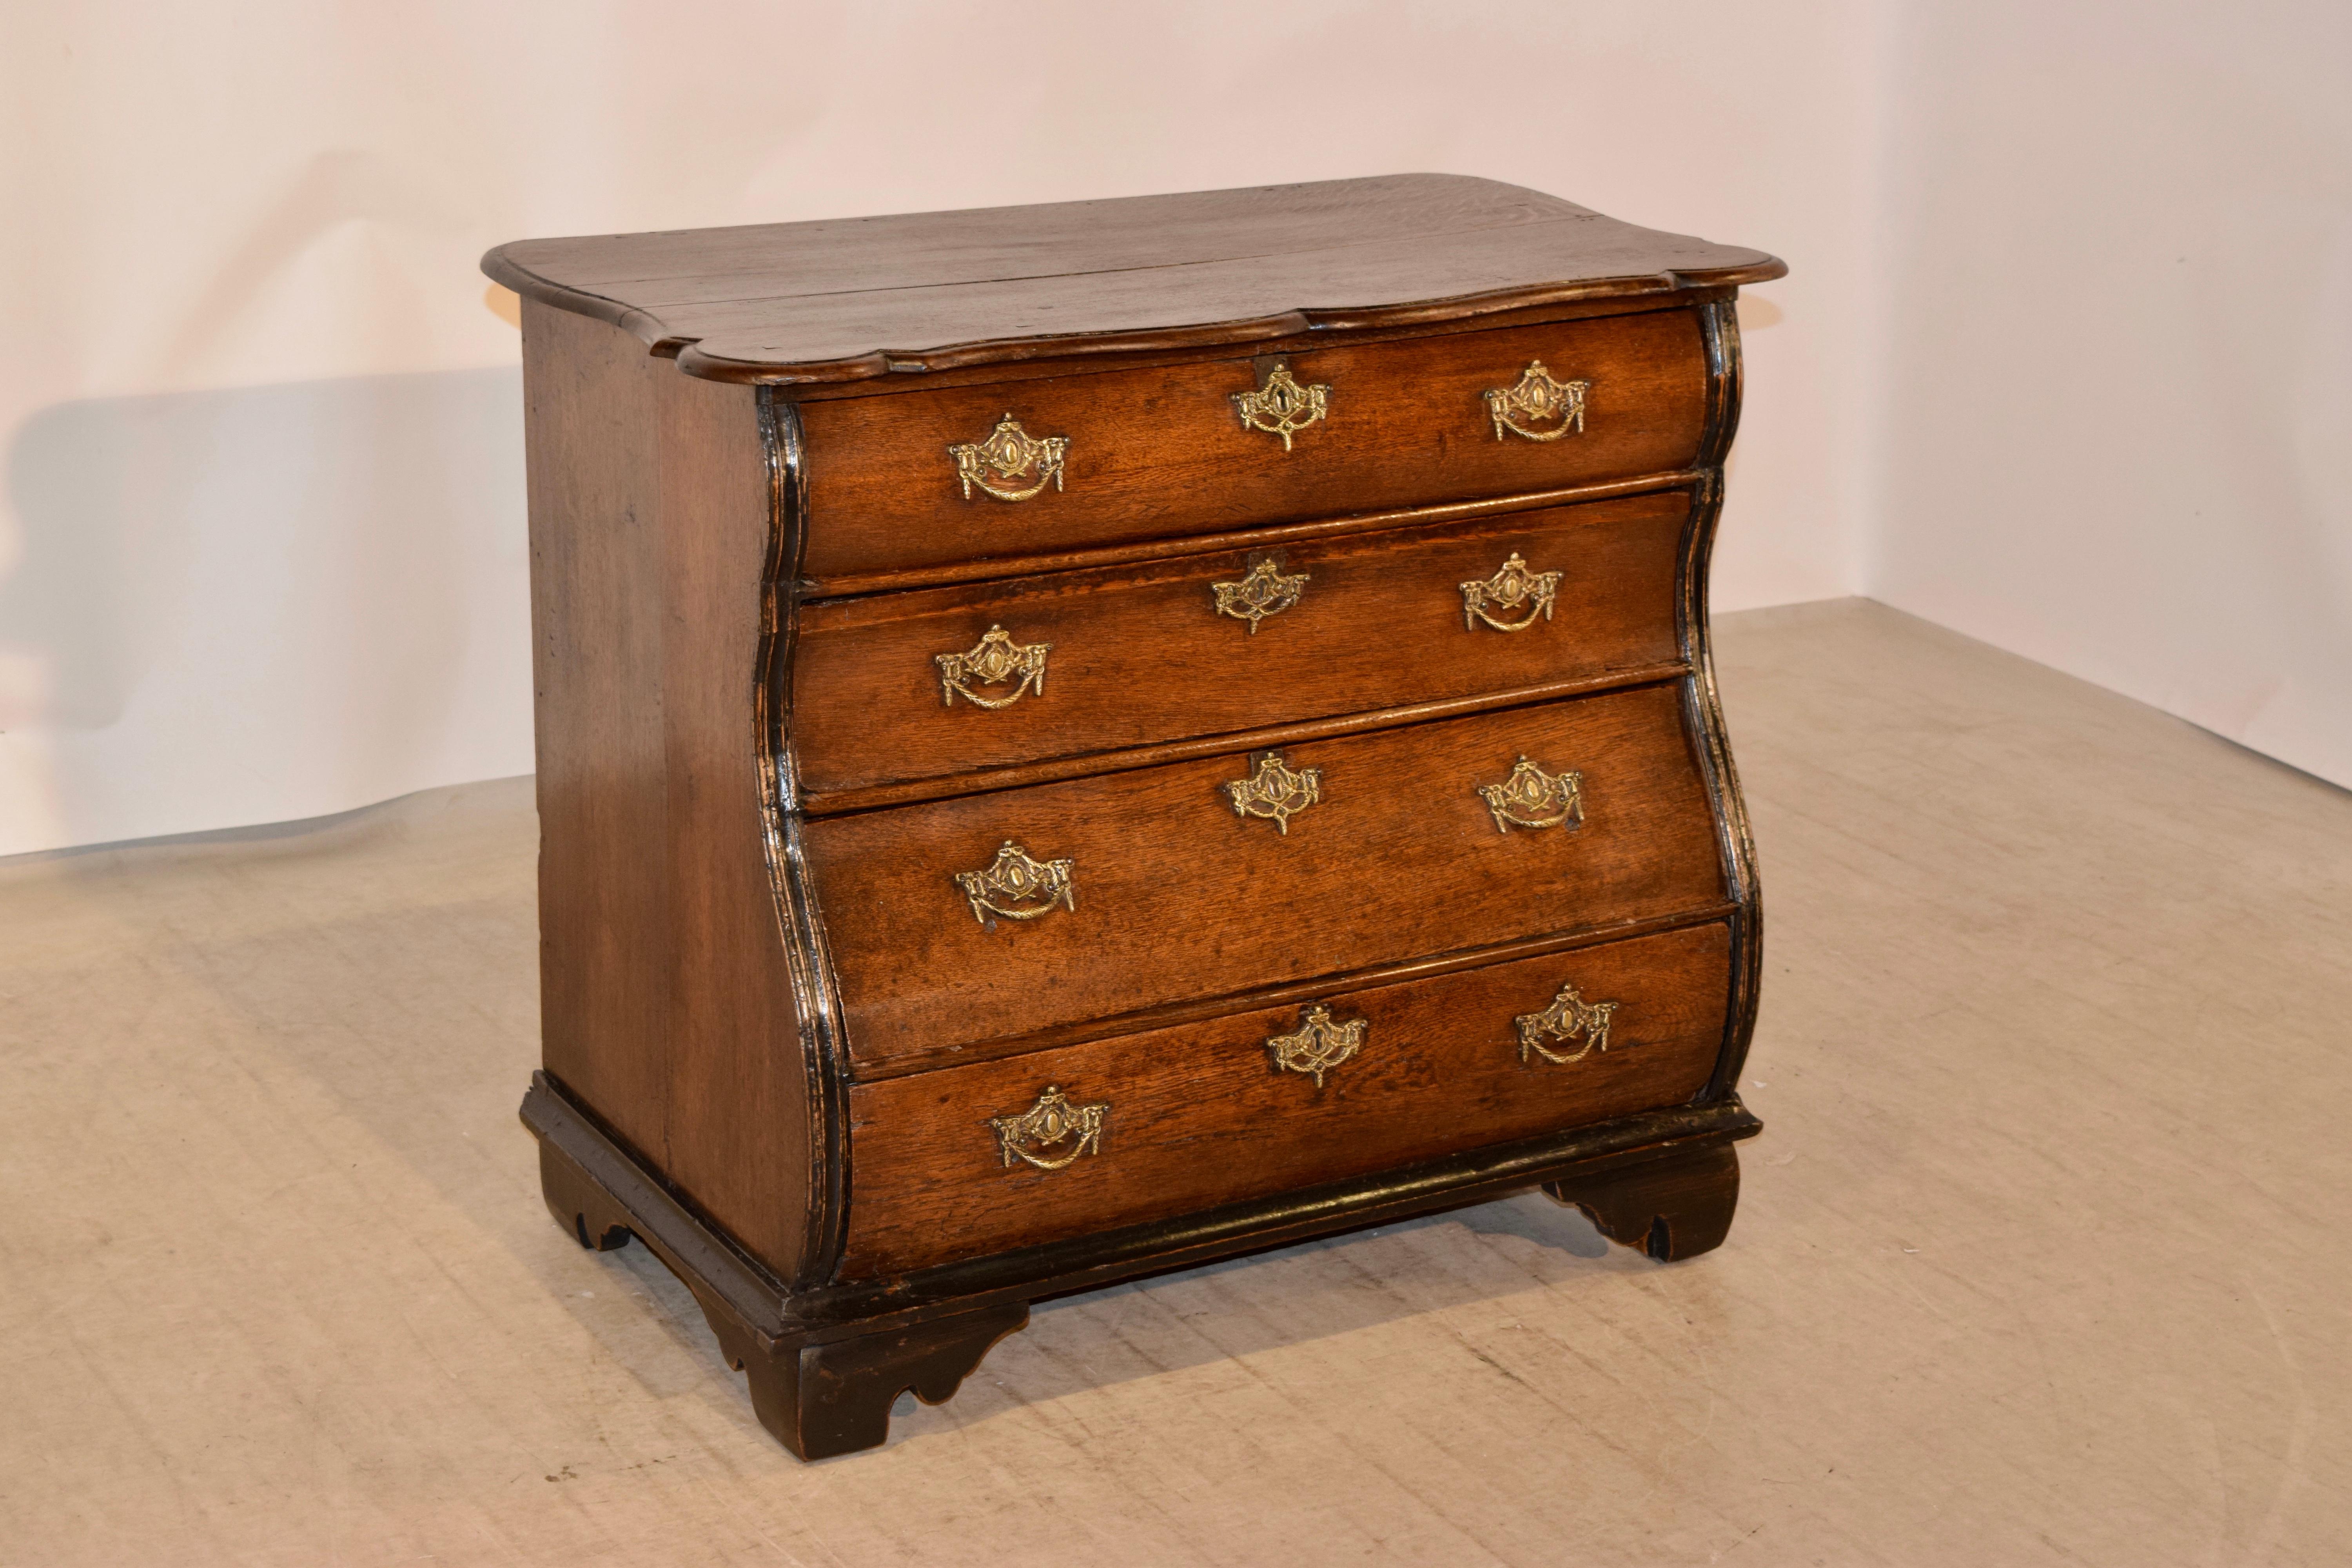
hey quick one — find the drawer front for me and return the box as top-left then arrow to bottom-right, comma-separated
795,309 -> 1708,585
804,684 -> 1722,1069
793,492 -> 1689,800
842,921 -> 1731,1277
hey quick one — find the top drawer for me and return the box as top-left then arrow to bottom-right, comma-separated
794,308 -> 1709,586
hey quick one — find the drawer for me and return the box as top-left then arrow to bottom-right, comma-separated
794,308 -> 1708,586
792,491 -> 1690,801
803,683 -> 1723,1070
841,921 -> 1732,1276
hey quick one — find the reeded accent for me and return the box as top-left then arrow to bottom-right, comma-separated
1459,552 -> 1563,633
1265,1004 -> 1367,1088
953,841 -> 1076,924
1223,751 -> 1322,835
935,625 -> 1051,709
1514,982 -> 1620,1065
1210,558 -> 1308,632
1229,364 -> 1331,450
1476,755 -> 1585,833
947,413 -> 1069,502
1484,361 -> 1591,442
989,1086 -> 1108,1171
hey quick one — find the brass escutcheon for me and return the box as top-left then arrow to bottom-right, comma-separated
1477,756 -> 1584,833
1229,363 -> 1331,450
953,841 -> 1076,924
1460,552 -> 1563,633
1265,1004 -> 1367,1088
1483,361 -> 1591,442
935,625 -> 1050,709
1514,981 -> 1620,1065
947,413 -> 1069,502
1211,557 -> 1308,632
989,1085 -> 1108,1171
1223,751 -> 1321,835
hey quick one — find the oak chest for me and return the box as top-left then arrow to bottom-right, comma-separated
487,175 -> 1783,1458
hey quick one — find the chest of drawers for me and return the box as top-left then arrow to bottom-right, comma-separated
487,175 -> 1784,1458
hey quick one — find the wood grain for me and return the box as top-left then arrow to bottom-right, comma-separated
803,684 -> 1724,1067
841,921 -> 1731,1276
795,308 -> 1706,581
792,491 -> 1690,800
522,302 -> 813,1281
481,174 -> 1783,384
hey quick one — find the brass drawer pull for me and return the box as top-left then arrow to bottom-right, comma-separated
1484,361 -> 1590,442
1477,756 -> 1584,833
1211,558 -> 1308,632
1265,1004 -> 1367,1087
1515,981 -> 1619,1065
1460,552 -> 1562,633
936,625 -> 1050,709
1224,751 -> 1321,834
990,1086 -> 1107,1170
953,841 -> 1075,924
1229,363 -> 1330,450
948,413 -> 1069,502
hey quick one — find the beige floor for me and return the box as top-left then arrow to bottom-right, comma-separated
4,599 -> 2348,1566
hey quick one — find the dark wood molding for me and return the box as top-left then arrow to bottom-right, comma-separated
523,1068 -> 1759,1339
755,394 -> 855,1290
1682,301 -> 1766,1103
1543,1141 -> 1742,1262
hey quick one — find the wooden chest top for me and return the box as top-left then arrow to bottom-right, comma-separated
483,173 -> 1783,384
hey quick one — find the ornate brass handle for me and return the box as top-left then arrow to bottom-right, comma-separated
990,1086 -> 1107,1170
1515,981 -> 1619,1065
1484,361 -> 1590,442
953,842 -> 1075,924
1211,558 -> 1308,632
936,625 -> 1050,709
1460,553 -> 1562,633
1223,751 -> 1321,835
1230,363 -> 1330,450
947,413 -> 1069,502
1265,1004 -> 1366,1087
1477,756 -> 1584,833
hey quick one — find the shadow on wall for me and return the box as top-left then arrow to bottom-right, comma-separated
0,368 -> 534,856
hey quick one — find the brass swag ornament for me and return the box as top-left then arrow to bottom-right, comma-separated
1229,363 -> 1331,450
1477,755 -> 1584,833
1223,752 -> 1322,835
947,413 -> 1069,502
1483,361 -> 1591,442
1460,552 -> 1564,633
953,841 -> 1076,924
935,625 -> 1051,709
1264,1005 -> 1367,1088
1210,558 -> 1308,632
1514,981 -> 1621,1065
990,1086 -> 1109,1171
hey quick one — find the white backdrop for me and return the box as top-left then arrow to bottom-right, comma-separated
1864,0 -> 2352,791
4,1 -> 2343,858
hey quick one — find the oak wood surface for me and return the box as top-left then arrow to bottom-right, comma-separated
524,303 -> 812,1280
793,491 -> 1688,800
842,921 -> 1731,1276
804,684 -> 1723,1068
802,470 -> 1696,601
481,174 -> 1784,384
795,309 -> 1705,581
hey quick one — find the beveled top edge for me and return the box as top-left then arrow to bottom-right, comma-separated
484,174 -> 1786,385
